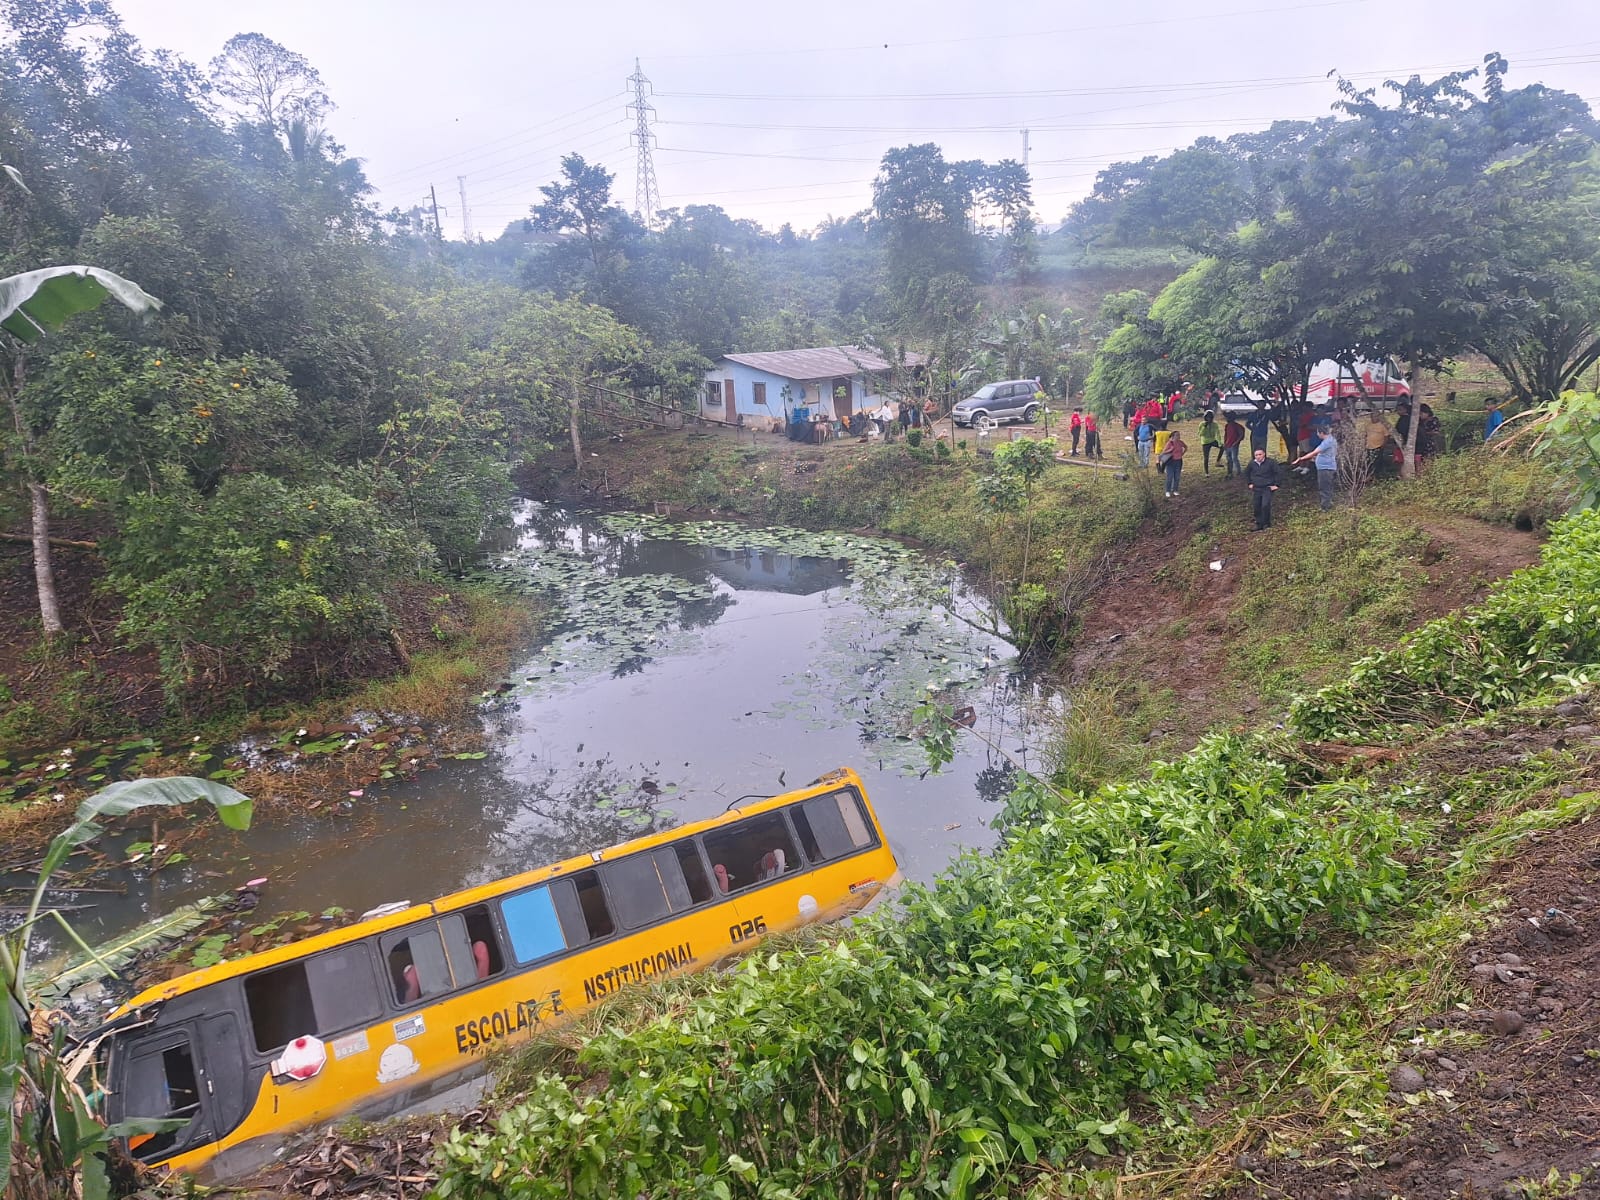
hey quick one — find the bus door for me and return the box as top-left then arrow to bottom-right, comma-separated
117,1024 -> 212,1163
117,1012 -> 248,1165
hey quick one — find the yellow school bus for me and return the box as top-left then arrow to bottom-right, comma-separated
94,768 -> 899,1179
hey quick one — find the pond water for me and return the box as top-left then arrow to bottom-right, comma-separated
28,503 -> 1051,978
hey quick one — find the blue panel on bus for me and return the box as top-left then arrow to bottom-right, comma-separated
501,886 -> 566,964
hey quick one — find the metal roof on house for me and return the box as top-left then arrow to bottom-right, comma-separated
718,345 -> 922,380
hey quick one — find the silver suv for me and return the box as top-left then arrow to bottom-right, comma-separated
951,380 -> 1040,428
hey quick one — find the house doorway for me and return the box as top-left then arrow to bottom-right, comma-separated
723,379 -> 736,423
831,377 -> 852,418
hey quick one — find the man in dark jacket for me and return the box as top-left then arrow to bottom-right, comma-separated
1245,447 -> 1280,530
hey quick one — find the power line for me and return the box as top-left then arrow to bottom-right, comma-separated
651,48 -> 1600,105
644,0 -> 1371,61
374,94 -> 626,190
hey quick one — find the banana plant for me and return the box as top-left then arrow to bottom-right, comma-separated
2,163 -> 164,640
1,777 -> 252,1199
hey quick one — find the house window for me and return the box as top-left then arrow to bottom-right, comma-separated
753,382 -> 767,407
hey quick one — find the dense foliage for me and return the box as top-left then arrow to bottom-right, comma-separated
5,3 -> 1598,737
428,501 -> 1600,1198
0,0 -> 1095,724
436,736 -> 1411,1199
1292,507 -> 1600,739
1076,58 -> 1600,416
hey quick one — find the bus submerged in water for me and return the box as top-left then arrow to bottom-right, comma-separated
93,768 -> 900,1178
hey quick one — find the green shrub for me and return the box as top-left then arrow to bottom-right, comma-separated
107,476 -> 429,702
435,736 -> 1410,1199
1293,508 -> 1600,738
1388,445 -> 1571,528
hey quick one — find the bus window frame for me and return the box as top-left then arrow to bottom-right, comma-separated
438,905 -> 506,989
701,809 -> 803,897
381,921 -> 454,1008
243,943 -> 382,1057
789,787 -> 880,866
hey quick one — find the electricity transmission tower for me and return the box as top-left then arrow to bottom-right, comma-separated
627,58 -> 661,229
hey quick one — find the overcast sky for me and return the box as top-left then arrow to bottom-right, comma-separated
106,0 -> 1600,239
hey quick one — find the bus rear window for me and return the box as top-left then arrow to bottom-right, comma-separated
244,945 -> 379,1054
792,789 -> 875,862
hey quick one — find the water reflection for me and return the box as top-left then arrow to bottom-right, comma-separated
29,504 -> 1049,967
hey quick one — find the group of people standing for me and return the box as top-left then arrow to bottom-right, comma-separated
869,397 -> 938,438
1066,407 -> 1103,459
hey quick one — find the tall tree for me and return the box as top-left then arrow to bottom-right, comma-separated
528,154 -> 635,305
209,32 -> 332,135
1,263 -> 162,636
494,295 -> 642,474
982,159 -> 1038,282
871,144 -> 983,291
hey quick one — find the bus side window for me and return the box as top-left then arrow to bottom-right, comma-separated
672,840 -> 713,904
244,945 -> 380,1054
440,906 -> 503,985
703,813 -> 800,893
500,885 -> 567,965
604,845 -> 701,930
551,870 -> 614,946
792,789 -> 876,863
384,925 -> 452,1006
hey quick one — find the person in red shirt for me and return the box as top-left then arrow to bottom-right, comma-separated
1068,406 -> 1083,456
1221,413 -> 1245,477
1084,411 -> 1102,460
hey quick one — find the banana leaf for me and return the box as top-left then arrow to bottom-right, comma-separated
0,266 -> 161,344
37,897 -> 224,1005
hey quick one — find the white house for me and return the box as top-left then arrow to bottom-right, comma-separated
702,345 -> 923,432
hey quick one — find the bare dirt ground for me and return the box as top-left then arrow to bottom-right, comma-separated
1060,465 -> 1543,742
1223,704 -> 1600,1200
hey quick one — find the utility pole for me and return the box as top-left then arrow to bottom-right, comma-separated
627,58 -> 662,229
1020,128 -> 1030,170
457,175 -> 472,240
429,185 -> 443,242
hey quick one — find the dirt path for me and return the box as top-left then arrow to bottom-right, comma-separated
1061,474 -> 1545,741
1230,704 -> 1600,1199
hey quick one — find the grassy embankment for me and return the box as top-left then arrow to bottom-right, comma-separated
546,425 -> 1567,785
421,496 -> 1600,1200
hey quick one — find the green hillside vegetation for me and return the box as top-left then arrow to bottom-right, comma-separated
429,511 -> 1600,1200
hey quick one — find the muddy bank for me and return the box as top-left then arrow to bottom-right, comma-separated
0,586 -> 537,864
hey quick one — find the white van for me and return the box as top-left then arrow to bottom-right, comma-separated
1306,359 -> 1410,407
